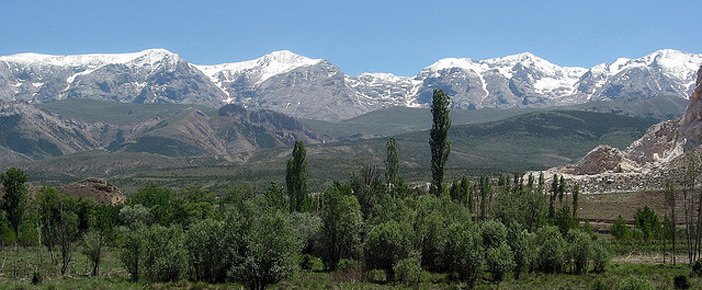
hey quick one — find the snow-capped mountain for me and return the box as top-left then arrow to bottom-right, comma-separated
0,49 -> 226,106
0,48 -> 700,120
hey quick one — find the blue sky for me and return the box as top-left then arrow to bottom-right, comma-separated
1,0 -> 700,76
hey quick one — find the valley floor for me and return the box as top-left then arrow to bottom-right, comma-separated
0,246 -> 698,289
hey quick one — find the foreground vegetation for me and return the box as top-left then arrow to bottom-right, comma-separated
0,90 -> 700,289
0,246 -> 698,290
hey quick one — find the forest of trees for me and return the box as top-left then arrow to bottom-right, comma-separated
0,90 -> 699,289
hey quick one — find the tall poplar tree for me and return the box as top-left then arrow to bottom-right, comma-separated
286,141 -> 309,212
384,137 -> 400,192
429,89 -> 451,196
558,176 -> 566,205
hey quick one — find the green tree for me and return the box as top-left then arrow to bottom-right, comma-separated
119,224 -> 147,281
229,207 -> 301,290
185,219 -> 231,282
634,206 -> 660,240
263,182 -> 288,211
508,225 -> 537,279
0,213 -> 15,246
290,211 -> 321,255
611,215 -> 629,241
429,89 -> 451,196
567,229 -> 592,274
350,164 -> 385,218
142,225 -> 188,282
481,220 -> 508,249
572,183 -> 580,218
119,204 -> 153,227
385,137 -> 400,193
364,221 -> 414,281
486,242 -> 515,281
128,185 -> 177,225
591,238 -> 612,273
37,187 -> 82,275
479,176 -> 492,219
441,222 -> 483,288
393,252 -> 425,285
554,206 -> 578,236
82,204 -> 120,277
286,141 -> 309,212
1,167 -> 28,236
319,184 -> 363,270
549,174 -> 558,218
665,181 -> 677,265
173,186 -> 218,226
414,195 -> 445,271
459,176 -> 470,207
558,176 -> 566,205
536,225 -> 567,273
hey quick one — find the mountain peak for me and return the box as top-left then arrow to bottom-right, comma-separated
0,48 -> 180,67
258,50 -> 322,67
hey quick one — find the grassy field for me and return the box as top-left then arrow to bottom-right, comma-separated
0,245 -> 698,289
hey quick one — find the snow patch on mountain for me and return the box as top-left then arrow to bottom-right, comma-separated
196,50 -> 323,86
0,49 -> 178,69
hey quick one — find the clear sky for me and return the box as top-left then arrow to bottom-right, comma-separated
1,0 -> 700,76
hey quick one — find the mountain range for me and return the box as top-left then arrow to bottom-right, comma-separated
1,49 -> 700,120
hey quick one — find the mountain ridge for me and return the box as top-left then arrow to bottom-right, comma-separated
1,48 -> 700,120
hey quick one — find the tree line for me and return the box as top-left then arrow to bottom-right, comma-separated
0,90 -> 617,289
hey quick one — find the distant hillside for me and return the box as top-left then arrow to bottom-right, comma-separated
12,110 -> 656,192
0,100 -> 317,160
301,106 -> 538,140
292,110 -> 658,177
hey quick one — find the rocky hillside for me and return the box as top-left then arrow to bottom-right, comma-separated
0,100 -> 317,160
549,65 -> 702,193
1,49 -> 700,120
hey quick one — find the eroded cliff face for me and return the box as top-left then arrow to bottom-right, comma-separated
680,66 -> 702,148
547,66 -> 702,193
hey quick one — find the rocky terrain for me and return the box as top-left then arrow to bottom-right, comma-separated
1,49 -> 699,120
0,100 -> 317,161
550,66 -> 702,193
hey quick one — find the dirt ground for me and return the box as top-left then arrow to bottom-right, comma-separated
578,190 -> 685,223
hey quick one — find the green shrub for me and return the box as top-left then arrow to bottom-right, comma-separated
366,269 -> 387,283
611,215 -> 629,241
441,222 -> 483,288
185,219 -> 231,283
634,206 -> 660,240
485,242 -> 515,281
591,239 -> 612,273
618,276 -> 655,290
536,226 -> 566,273
364,221 -> 414,281
481,219 -> 508,248
228,207 -> 300,290
508,226 -> 537,279
320,185 -> 363,271
393,252 -> 425,285
554,206 -> 578,236
118,224 -> 147,281
567,229 -> 592,274
143,225 -> 188,282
